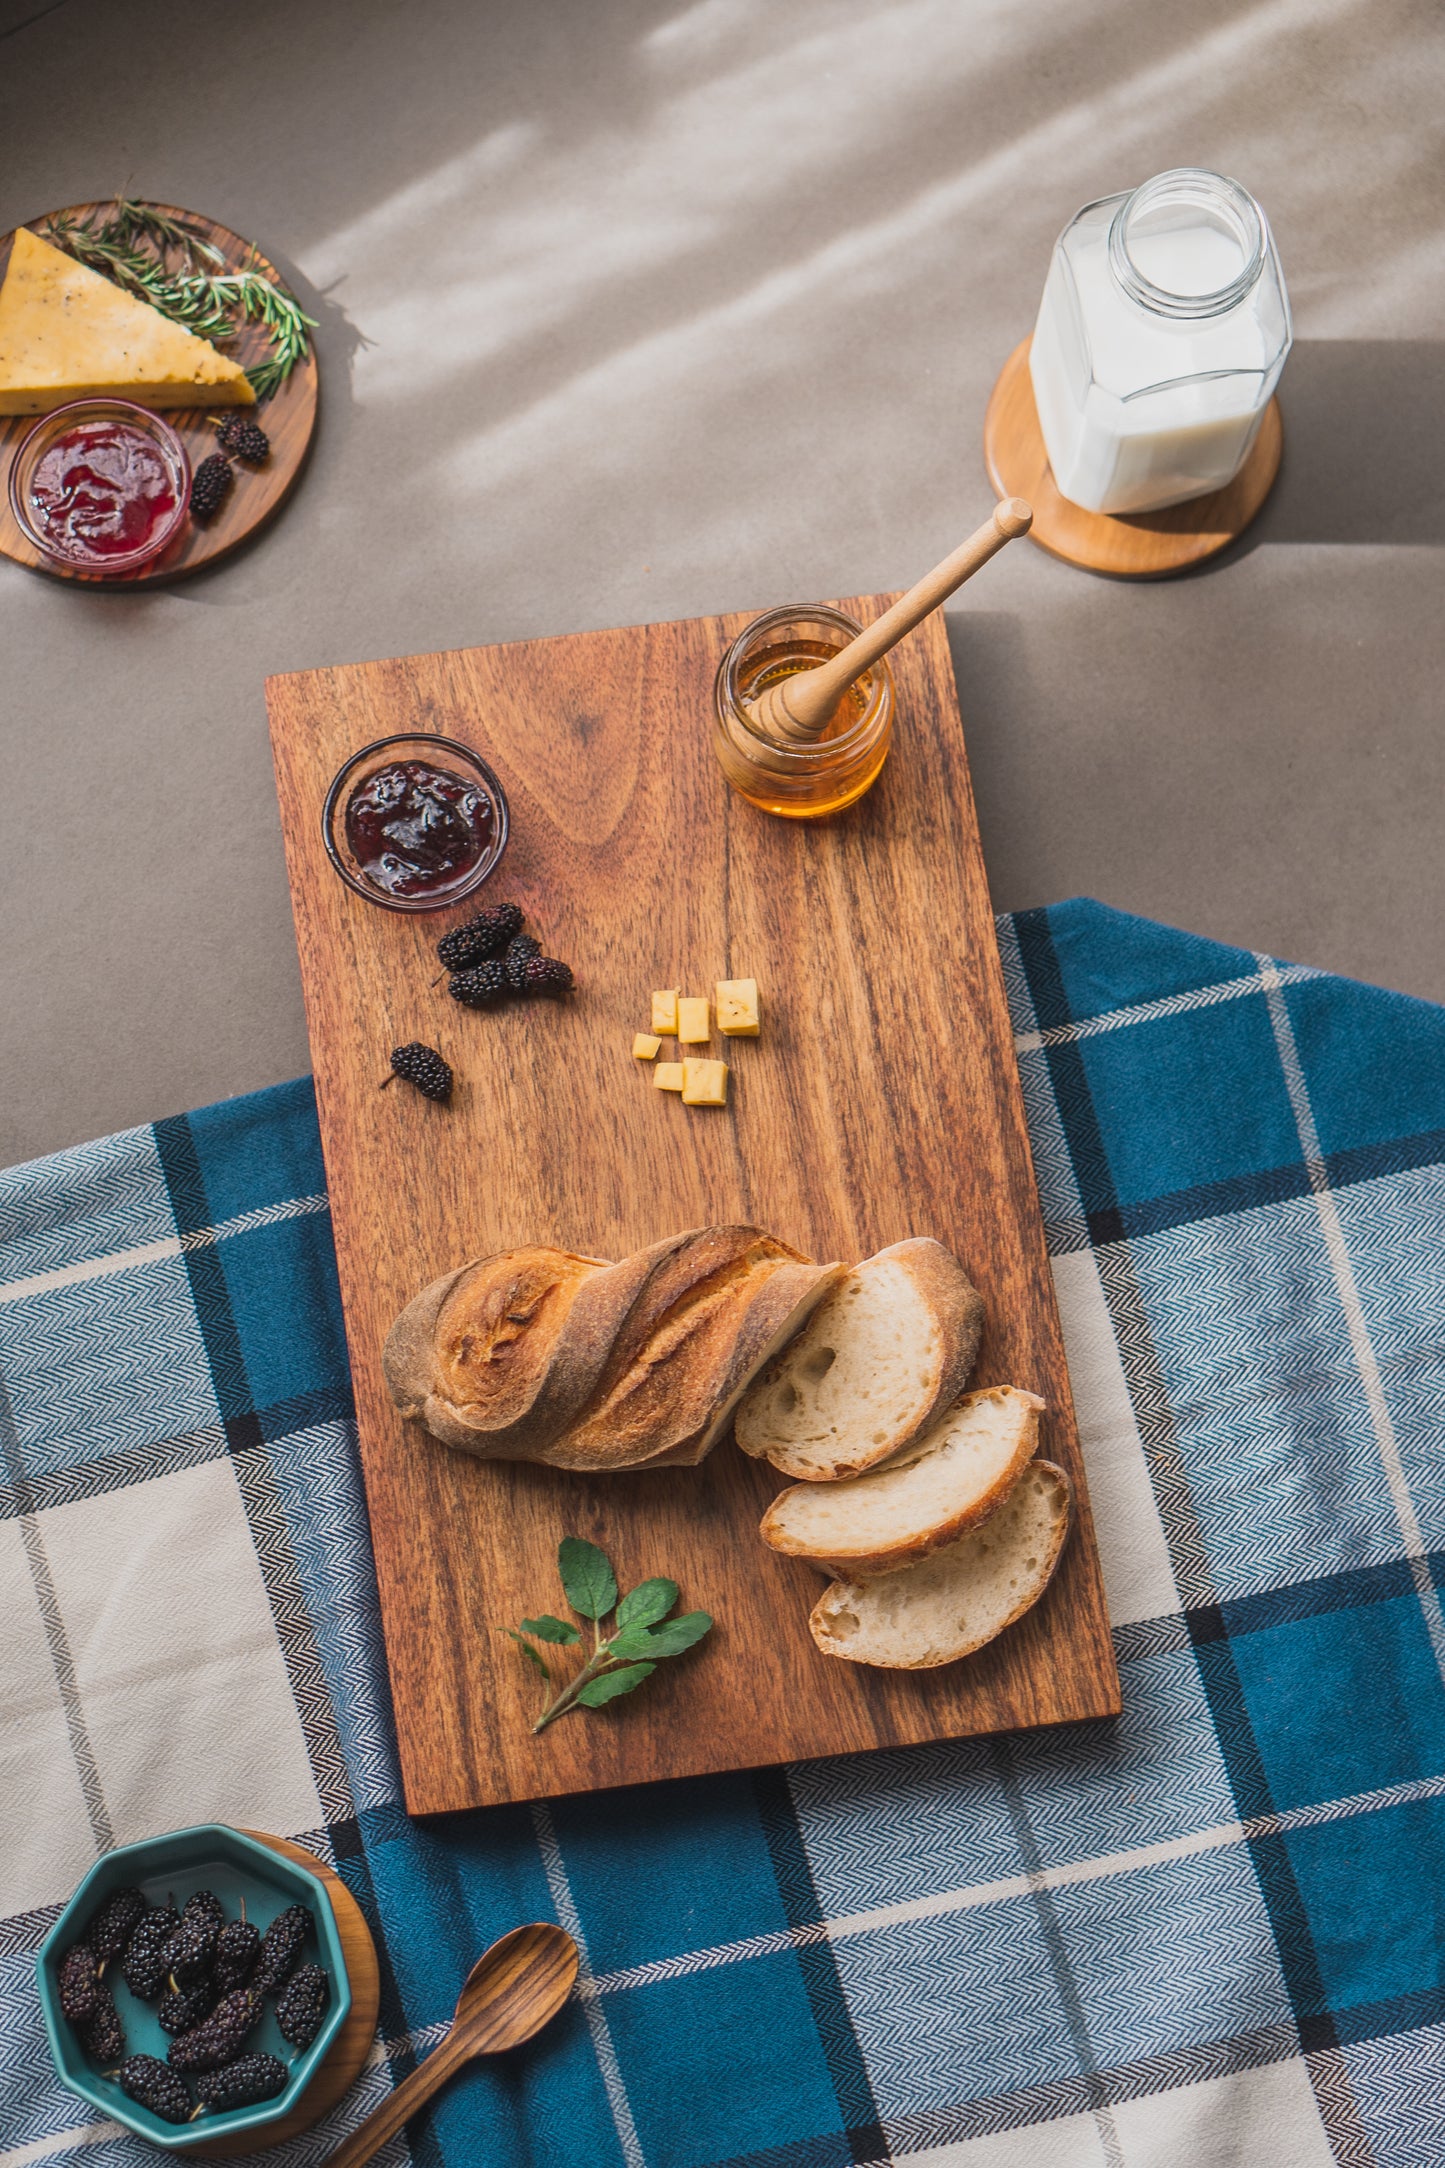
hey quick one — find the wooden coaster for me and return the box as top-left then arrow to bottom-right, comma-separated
182,1831 -> 380,2160
0,202 -> 318,588
983,337 -> 1281,578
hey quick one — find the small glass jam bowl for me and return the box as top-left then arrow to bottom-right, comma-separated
322,732 -> 511,913
713,605 -> 894,819
8,397 -> 191,576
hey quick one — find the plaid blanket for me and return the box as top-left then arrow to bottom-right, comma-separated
4,898 -> 1444,2168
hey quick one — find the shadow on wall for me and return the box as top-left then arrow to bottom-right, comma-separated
1253,339 -> 1445,548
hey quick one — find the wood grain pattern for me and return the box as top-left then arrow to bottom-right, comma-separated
265,600 -> 1121,1816
984,337 -> 1282,578
0,202 -> 317,587
184,1832 -> 379,2160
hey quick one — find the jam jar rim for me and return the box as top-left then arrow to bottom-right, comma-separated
321,731 -> 511,914
7,396 -> 193,575
717,602 -> 893,765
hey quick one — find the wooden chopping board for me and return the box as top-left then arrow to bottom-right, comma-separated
266,601 -> 1121,1816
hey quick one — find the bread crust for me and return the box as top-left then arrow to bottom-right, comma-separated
759,1385 -> 1045,1575
807,1459 -> 1072,1668
736,1237 -> 985,1481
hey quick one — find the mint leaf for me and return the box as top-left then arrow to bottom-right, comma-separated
622,1610 -> 714,1659
575,1663 -> 656,1707
520,1615 -> 581,1644
616,1577 -> 678,1630
503,1628 -> 551,1679
558,1537 -> 618,1620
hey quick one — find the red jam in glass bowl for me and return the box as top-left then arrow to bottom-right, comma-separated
8,398 -> 191,575
345,760 -> 497,899
322,735 -> 511,912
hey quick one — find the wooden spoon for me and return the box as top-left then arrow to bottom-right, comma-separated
319,1923 -> 579,2168
746,497 -> 1033,745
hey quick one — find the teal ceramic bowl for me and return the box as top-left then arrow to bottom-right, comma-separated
38,1824 -> 351,2149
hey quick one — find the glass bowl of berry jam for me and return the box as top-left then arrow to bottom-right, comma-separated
322,734 -> 511,912
8,398 -> 191,576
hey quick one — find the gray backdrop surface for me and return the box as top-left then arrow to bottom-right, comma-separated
2,0 -> 1442,1163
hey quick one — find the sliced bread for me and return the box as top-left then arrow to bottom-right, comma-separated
760,1385 -> 1045,1576
734,1238 -> 984,1480
546,1229 -> 844,1470
808,1458 -> 1071,1668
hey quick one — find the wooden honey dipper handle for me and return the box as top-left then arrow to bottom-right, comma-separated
752,497 -> 1032,744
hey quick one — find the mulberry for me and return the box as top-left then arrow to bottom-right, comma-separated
252,1904 -> 310,1994
504,932 -> 542,988
158,1977 -> 218,2035
167,1986 -> 263,2072
448,958 -> 509,1007
387,1041 -> 453,1101
121,1905 -> 179,2000
117,2052 -> 194,2124
216,416 -> 271,463
436,901 -> 523,972
275,1962 -> 329,2049
80,1987 -> 125,2066
160,1890 -> 223,1985
189,452 -> 233,522
57,1945 -> 100,2024
522,956 -> 574,996
90,1886 -> 147,1966
214,1916 -> 260,1990
195,2052 -> 288,2110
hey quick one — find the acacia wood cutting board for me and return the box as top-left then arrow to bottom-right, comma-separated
266,600 -> 1121,1816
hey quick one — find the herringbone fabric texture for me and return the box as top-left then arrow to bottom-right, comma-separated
3,899 -> 1444,2168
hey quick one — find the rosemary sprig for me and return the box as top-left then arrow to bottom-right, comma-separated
506,1538 -> 714,1733
37,200 -> 315,402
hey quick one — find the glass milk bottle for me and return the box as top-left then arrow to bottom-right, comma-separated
1029,168 -> 1291,515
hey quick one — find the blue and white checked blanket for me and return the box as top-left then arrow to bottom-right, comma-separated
4,898 -> 1445,2168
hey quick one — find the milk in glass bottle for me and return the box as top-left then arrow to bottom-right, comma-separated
1029,168 -> 1291,515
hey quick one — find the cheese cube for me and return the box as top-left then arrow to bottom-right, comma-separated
715,978 -> 760,1036
681,1058 -> 728,1106
651,989 -> 679,1035
633,1033 -> 662,1060
654,1062 -> 685,1091
677,996 -> 710,1044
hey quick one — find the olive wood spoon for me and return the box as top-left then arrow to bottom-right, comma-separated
319,1923 -> 579,2168
747,496 -> 1033,745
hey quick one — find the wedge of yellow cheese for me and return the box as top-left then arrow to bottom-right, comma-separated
0,228 -> 255,415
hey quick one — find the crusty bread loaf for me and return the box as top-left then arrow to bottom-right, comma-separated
759,1385 -> 1045,1576
383,1227 -> 843,1472
734,1238 -> 984,1481
808,1459 -> 1071,1668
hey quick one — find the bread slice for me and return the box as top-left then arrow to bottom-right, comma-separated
760,1385 -> 1045,1576
808,1458 -> 1071,1668
734,1238 -> 984,1481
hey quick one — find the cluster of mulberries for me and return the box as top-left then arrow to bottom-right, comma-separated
383,901 -> 576,1111
57,1882 -> 329,2125
188,417 -> 272,527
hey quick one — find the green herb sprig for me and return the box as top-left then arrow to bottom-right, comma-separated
506,1538 -> 713,1732
38,199 -> 316,402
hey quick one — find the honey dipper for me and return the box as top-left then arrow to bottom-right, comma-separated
746,497 -> 1033,746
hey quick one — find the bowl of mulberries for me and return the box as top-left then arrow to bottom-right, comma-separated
38,1823 -> 350,2148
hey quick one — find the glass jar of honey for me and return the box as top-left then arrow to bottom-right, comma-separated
713,605 -> 893,819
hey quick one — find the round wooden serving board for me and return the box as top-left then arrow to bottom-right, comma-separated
0,201 -> 318,586
182,1830 -> 380,2159
984,336 -> 1282,578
